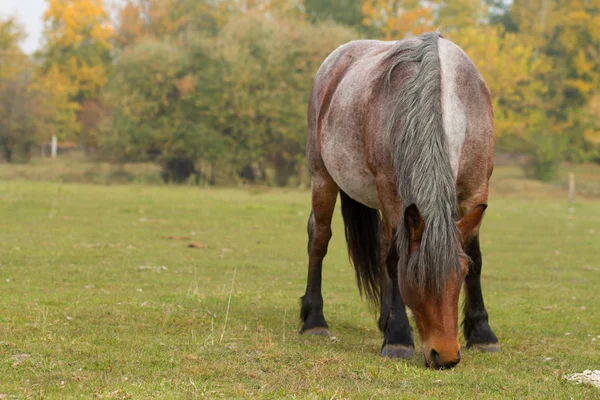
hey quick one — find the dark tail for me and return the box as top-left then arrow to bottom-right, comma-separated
340,190 -> 381,306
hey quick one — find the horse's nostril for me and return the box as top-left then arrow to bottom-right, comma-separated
429,348 -> 461,369
430,348 -> 441,364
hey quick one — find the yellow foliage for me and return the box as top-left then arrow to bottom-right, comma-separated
30,64 -> 81,141
0,17 -> 29,82
435,0 -> 485,31
44,0 -> 113,50
37,0 -> 113,140
583,94 -> 600,145
361,0 -> 433,39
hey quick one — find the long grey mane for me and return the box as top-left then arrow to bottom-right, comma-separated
384,32 -> 460,293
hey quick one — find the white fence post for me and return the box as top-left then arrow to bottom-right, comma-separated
51,135 -> 57,158
568,173 -> 575,203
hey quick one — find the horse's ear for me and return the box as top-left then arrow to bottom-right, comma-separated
404,204 -> 424,243
457,204 -> 487,240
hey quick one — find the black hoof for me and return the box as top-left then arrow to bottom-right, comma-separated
301,327 -> 330,337
381,344 -> 414,359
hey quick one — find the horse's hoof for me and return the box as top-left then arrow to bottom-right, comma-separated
468,343 -> 501,352
301,327 -> 330,337
381,344 -> 414,359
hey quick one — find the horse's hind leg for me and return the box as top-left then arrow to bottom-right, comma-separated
463,235 -> 500,352
300,175 -> 338,336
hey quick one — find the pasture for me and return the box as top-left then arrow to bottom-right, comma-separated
0,166 -> 599,398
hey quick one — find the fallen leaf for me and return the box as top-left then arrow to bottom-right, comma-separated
10,353 -> 31,367
188,241 -> 208,249
162,235 -> 192,241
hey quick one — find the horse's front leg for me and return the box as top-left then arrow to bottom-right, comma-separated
463,235 -> 500,351
300,175 -> 338,336
379,237 -> 414,358
376,177 -> 414,358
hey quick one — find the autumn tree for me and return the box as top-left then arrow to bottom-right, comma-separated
0,17 -> 37,162
506,0 -> 600,177
434,0 -> 487,30
36,0 -> 113,147
211,12 -> 357,185
0,17 -> 28,81
115,0 -> 179,48
304,0 -> 364,29
103,8 -> 357,185
30,64 -> 80,147
361,0 -> 434,39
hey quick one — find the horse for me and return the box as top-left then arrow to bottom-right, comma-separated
299,32 -> 499,369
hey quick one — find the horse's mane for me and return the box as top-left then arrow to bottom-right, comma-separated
383,32 -> 461,293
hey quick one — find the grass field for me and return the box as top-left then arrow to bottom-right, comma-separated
1,169 -> 599,398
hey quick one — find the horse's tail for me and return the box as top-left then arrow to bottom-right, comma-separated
385,32 -> 460,292
339,190 -> 381,307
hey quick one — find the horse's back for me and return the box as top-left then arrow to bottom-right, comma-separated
307,35 -> 494,211
307,40 -> 396,208
438,38 -> 495,208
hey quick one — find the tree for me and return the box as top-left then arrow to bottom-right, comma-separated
213,12 -> 357,185
0,17 -> 38,162
37,0 -> 114,144
114,0 -> 179,48
361,0 -> 434,39
434,0 -> 486,31
508,0 -> 600,176
304,0 -> 364,29
102,39 -> 203,181
30,64 -> 81,147
0,17 -> 28,81
0,73 -> 40,162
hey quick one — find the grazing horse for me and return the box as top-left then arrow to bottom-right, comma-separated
300,32 -> 499,369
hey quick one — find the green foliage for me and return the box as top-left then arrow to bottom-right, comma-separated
525,133 -> 567,181
105,40 -> 184,156
103,9 -> 356,185
0,73 -> 39,162
0,17 -> 39,162
507,0 -> 600,165
0,16 -> 28,81
103,36 -> 228,182
303,0 -> 364,28
213,13 -> 356,185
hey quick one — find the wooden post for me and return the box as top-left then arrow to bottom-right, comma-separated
568,173 -> 575,203
51,135 -> 57,158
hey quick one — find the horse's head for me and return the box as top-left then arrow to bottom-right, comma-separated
400,204 -> 487,369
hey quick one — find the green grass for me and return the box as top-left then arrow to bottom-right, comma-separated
0,156 -> 163,185
1,174 -> 599,398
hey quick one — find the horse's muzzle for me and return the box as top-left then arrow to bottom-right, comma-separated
425,348 -> 461,369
